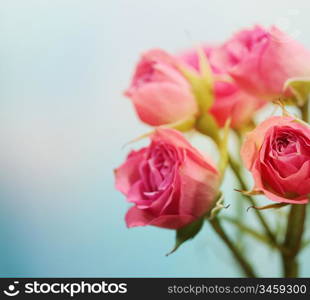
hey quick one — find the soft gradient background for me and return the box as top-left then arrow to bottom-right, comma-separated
1,0 -> 310,277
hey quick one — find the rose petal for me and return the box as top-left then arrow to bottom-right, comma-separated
115,148 -> 147,195
125,206 -> 194,229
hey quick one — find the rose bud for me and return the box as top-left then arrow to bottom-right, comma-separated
125,49 -> 198,126
180,46 -> 266,129
213,25 -> 310,100
115,128 -> 220,229
241,116 -> 310,204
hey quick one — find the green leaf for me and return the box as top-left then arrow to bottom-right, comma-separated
166,217 -> 204,256
284,77 -> 310,106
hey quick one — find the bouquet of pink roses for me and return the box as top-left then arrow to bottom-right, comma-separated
114,25 -> 310,277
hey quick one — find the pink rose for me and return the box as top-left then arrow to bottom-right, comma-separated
115,128 -> 220,229
213,25 -> 310,99
241,116 -> 310,204
125,49 -> 198,126
180,46 -> 265,128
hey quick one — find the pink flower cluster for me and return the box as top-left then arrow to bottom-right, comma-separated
116,25 -> 310,230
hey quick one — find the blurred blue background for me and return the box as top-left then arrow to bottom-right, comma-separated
0,0 -> 310,277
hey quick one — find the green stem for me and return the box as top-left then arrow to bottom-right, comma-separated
281,102 -> 308,277
282,205 -> 306,277
228,155 -> 277,245
222,216 -> 282,251
301,101 -> 309,123
209,217 -> 257,277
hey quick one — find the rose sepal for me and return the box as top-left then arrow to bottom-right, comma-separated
283,77 -> 310,106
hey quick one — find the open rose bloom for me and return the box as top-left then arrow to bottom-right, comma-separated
214,25 -> 310,100
241,116 -> 310,204
115,128 -> 220,229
